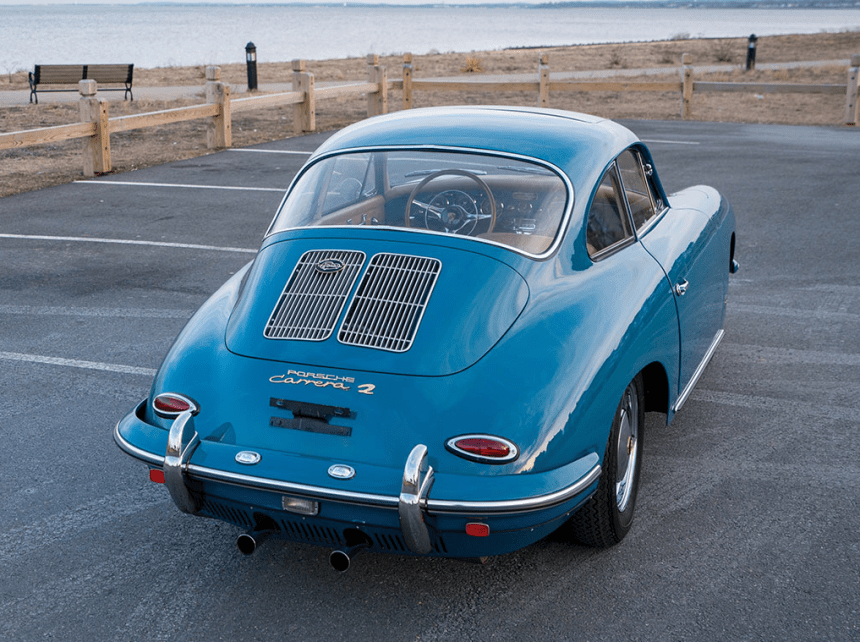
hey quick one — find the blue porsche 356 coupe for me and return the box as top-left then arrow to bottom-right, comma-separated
115,107 -> 738,570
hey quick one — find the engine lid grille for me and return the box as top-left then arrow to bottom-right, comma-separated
338,253 -> 442,353
264,249 -> 366,341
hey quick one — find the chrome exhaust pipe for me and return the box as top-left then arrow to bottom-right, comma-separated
236,529 -> 271,555
329,541 -> 370,573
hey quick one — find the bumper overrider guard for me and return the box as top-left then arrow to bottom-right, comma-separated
114,408 -> 602,556
163,411 -> 201,515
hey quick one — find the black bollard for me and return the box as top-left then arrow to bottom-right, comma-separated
245,41 -> 258,91
745,34 -> 758,71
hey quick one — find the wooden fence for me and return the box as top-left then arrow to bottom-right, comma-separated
1,52 -> 858,178
405,52 -> 860,123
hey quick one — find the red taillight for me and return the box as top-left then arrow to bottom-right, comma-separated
152,393 -> 198,417
455,437 -> 511,458
466,523 -> 490,537
154,395 -> 190,414
446,435 -> 518,463
149,469 -> 165,484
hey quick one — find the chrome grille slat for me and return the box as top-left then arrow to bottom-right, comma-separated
338,253 -> 441,352
264,250 -> 366,341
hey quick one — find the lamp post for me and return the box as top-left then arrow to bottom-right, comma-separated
245,42 -> 258,91
745,34 -> 758,71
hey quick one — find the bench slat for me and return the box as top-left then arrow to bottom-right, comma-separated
35,65 -> 86,84
30,64 -> 134,103
86,64 -> 134,83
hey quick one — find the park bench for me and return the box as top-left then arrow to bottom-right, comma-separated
29,64 -> 134,104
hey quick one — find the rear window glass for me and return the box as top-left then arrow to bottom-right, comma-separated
269,150 -> 570,256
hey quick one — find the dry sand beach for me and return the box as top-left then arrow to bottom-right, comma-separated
1,31 -> 858,198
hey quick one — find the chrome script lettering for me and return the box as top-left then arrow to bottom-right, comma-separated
269,374 -> 350,391
285,369 -> 355,384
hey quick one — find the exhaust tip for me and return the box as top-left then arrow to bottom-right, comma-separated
237,532 -> 258,555
329,550 -> 351,573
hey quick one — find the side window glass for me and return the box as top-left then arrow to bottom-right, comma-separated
587,164 -> 632,256
617,149 -> 657,231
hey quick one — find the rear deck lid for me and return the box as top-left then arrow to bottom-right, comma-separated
225,236 -> 529,376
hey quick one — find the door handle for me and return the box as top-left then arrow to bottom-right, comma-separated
674,279 -> 689,296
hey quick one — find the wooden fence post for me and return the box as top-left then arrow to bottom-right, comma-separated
846,54 -> 860,126
367,54 -> 388,117
292,60 -> 316,134
681,53 -> 693,119
403,53 -> 413,110
539,54 -> 550,108
78,80 -> 111,176
205,66 -> 232,148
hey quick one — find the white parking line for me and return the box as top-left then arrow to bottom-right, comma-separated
690,389 -> 855,423
75,180 -> 286,192
0,233 -> 257,254
640,139 -> 701,146
732,303 -> 859,322
0,351 -> 157,376
0,305 -> 192,319
228,149 -> 313,155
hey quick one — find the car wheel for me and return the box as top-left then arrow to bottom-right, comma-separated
570,374 -> 644,547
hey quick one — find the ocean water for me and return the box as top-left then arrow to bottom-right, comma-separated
1,4 -> 858,71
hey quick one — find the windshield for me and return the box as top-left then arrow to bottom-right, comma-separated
268,150 -> 570,255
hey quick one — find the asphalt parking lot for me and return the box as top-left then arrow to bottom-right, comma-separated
1,118 -> 858,641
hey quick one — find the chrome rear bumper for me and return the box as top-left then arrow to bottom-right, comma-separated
115,413 -> 601,555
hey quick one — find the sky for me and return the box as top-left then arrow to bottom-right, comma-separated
0,0 -> 743,5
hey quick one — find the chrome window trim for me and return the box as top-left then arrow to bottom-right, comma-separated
633,203 -> 669,239
630,147 -> 669,238
588,235 -> 636,262
114,421 -> 600,515
586,161 -> 636,262
264,145 -> 575,261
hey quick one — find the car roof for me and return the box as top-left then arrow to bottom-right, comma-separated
311,106 -> 641,191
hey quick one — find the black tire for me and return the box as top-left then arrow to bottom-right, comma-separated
569,374 -> 644,547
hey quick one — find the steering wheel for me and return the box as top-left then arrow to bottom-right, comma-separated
405,169 -> 496,235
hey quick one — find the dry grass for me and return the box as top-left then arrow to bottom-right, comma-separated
2,31 -> 859,198
460,57 -> 485,73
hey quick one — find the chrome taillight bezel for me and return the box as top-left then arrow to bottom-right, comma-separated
445,434 -> 519,464
152,392 -> 200,419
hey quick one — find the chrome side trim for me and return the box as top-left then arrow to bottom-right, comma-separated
113,419 -> 164,466
673,328 -> 725,413
163,411 -> 201,514
399,444 -> 435,554
426,464 -> 602,514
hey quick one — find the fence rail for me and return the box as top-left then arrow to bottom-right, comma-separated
0,121 -> 95,149
1,52 -> 858,178
109,102 -> 220,133
693,81 -> 846,94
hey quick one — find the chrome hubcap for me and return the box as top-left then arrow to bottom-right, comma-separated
615,384 -> 639,513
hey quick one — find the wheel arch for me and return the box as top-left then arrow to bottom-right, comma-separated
640,360 -> 670,416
